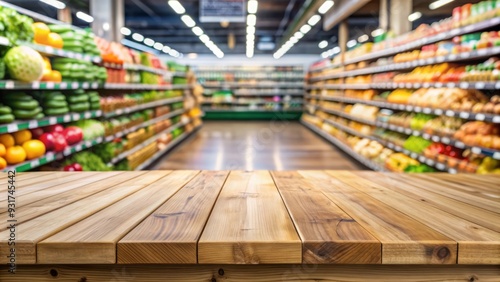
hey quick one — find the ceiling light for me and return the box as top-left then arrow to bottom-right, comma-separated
205,41 -> 216,49
308,15 -> 321,26
429,0 -> 454,10
290,36 -> 299,44
247,34 -> 255,41
153,42 -> 163,50
76,11 -> 94,23
199,34 -> 210,43
102,22 -> 110,31
347,39 -> 357,48
181,15 -> 196,27
371,28 -> 384,37
132,33 -> 144,42
120,27 -> 131,36
192,26 -> 204,36
168,0 -> 186,14
162,46 -> 171,53
187,53 -> 198,59
39,0 -> 66,10
247,26 -> 256,34
247,14 -> 257,26
321,51 -> 329,58
168,49 -> 179,57
144,38 -> 155,46
318,0 -> 334,14
332,46 -> 341,53
294,31 -> 304,39
408,11 -> 422,22
248,0 -> 258,14
358,34 -> 369,42
300,24 -> 311,34
318,40 -> 328,49
246,48 -> 254,58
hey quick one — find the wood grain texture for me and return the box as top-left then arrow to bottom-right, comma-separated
198,170 -> 302,264
271,171 -> 381,264
118,170 -> 229,264
0,172 -> 122,224
1,264 -> 499,281
415,174 -> 500,198
300,170 -> 457,264
0,172 -> 149,264
335,171 -> 500,265
37,171 -> 199,264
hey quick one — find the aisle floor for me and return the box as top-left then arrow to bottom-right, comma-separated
152,121 -> 365,170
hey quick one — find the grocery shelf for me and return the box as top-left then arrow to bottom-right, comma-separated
319,107 -> 377,126
2,137 -> 103,172
199,76 -> 304,80
202,100 -> 304,105
343,17 -> 500,65
322,118 -> 376,141
307,81 -> 500,90
309,62 -> 342,72
314,46 -> 500,79
312,95 -> 500,123
108,118 -> 190,165
0,80 -> 100,90
202,82 -> 304,88
233,92 -> 304,96
22,42 -> 102,63
301,119 -> 387,171
103,96 -> 184,118
202,107 -> 303,113
134,125 -> 201,171
103,83 -> 192,90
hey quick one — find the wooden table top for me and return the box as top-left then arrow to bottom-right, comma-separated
1,171 -> 499,265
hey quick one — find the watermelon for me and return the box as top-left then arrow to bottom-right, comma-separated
4,46 -> 44,82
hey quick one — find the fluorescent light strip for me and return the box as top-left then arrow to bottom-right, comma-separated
347,39 -> 357,48
168,0 -> 186,14
318,40 -> 328,49
132,33 -> 144,42
39,0 -> 66,9
247,14 -> 257,26
371,28 -> 384,37
308,15 -> 321,26
181,15 -> 196,27
358,34 -> 369,42
121,27 -> 132,36
274,17 -> 322,59
144,38 -> 155,46
318,0 -> 334,14
76,11 -> 94,23
429,0 -> 454,10
248,0 -> 258,14
300,24 -> 311,34
408,11 -> 422,22
153,42 -> 163,50
192,26 -> 204,36
246,4 -> 258,58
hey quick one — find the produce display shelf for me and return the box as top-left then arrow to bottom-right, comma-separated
309,62 -> 342,72
343,17 -> 500,65
202,82 -> 304,88
103,96 -> 184,118
322,117 -> 376,141
319,107 -> 377,126
199,76 -> 304,80
103,83 -> 192,90
108,119 -> 189,165
202,100 -> 304,105
202,107 -> 304,113
301,119 -> 387,171
307,81 -> 500,90
134,125 -> 201,171
312,46 -> 500,80
0,80 -> 100,90
233,92 -> 304,96
22,42 -> 102,63
2,138 -> 103,173
0,110 -> 102,134
310,95 -> 500,123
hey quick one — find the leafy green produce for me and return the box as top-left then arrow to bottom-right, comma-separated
71,119 -> 105,140
64,151 -> 110,171
403,136 -> 432,154
0,6 -> 34,45
93,143 -> 115,163
404,164 -> 436,173
114,160 -> 130,171
0,58 -> 5,79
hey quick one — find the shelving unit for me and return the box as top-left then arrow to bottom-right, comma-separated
304,15 -> 500,174
196,65 -> 304,120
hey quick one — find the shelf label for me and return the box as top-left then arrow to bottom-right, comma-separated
436,163 -> 445,170
414,106 -> 422,112
84,112 -> 92,119
449,168 -> 457,174
423,107 -> 431,114
471,147 -> 481,154
455,141 -> 465,149
405,128 -> 412,135
459,112 -> 470,119
460,52 -> 469,59
441,137 -> 450,144
445,110 -> 455,117
431,135 -> 440,142
459,82 -> 469,89
28,120 -> 38,129
75,53 -> 83,60
7,123 -> 18,132
403,149 -> 410,155
82,82 -> 89,89
447,83 -> 456,88
398,104 -> 405,110
426,159 -> 435,166
60,82 -> 68,89
75,144 -> 82,151
435,82 -> 443,88
395,146 -> 402,151
477,49 -> 488,56
414,83 -> 421,88
71,82 -> 79,89
434,109 -> 443,115
475,82 -> 485,89
388,143 -> 394,149
411,153 -> 418,159
493,116 -> 500,123
92,82 -> 99,88
63,148 -> 71,155
45,46 -> 54,53
63,115 -> 71,123
46,153 -> 54,161
31,159 -> 40,168
475,113 -> 485,121
406,105 -> 413,111
46,82 -> 55,89
423,82 -> 430,88
423,133 -> 431,139
418,156 -> 426,162
493,152 -> 500,159
85,141 -> 92,147
72,113 -> 80,120
49,117 -> 57,125
31,81 -> 40,89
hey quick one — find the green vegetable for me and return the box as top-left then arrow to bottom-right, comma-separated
48,24 -> 72,33
0,59 -> 5,80
34,112 -> 44,119
69,102 -> 90,112
44,107 -> 69,116
71,119 -> 105,140
1,92 -> 32,101
0,105 -> 12,115
67,95 -> 89,103
43,100 -> 68,108
64,151 -> 110,171
4,46 -> 44,82
12,107 -> 41,119
0,114 -> 14,123
93,143 -> 115,163
0,6 -> 34,44
5,99 -> 39,110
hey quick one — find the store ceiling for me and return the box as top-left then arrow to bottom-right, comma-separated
5,0 -> 481,56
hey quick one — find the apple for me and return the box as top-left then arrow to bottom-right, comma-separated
72,163 -> 83,171
62,126 -> 83,145
45,124 -> 64,133
52,133 -> 68,152
39,133 -> 55,151
31,128 -> 45,139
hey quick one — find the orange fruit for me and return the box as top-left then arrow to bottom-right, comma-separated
33,22 -> 50,44
0,144 -> 5,157
22,140 -> 46,160
0,134 -> 15,148
50,70 -> 62,82
5,146 -> 26,164
47,33 -> 63,49
13,130 -> 32,145
0,157 -> 6,169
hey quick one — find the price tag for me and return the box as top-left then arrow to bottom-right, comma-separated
493,116 -> 500,123
28,120 -> 38,129
475,82 -> 485,89
395,146 -> 402,151
96,110 -> 102,116
448,54 -> 457,60
406,105 -> 414,111
475,113 -> 485,121
92,82 -> 99,88
83,55 -> 90,61
436,163 -> 445,170
414,83 -> 421,88
45,46 -> 54,53
447,83 -> 456,88
426,159 -> 435,166
496,81 -> 500,89
398,104 -> 405,110
403,149 -> 410,155
446,110 -> 455,117
388,143 -> 394,149
455,141 -> 465,149
75,144 -> 82,151
84,112 -> 91,119
423,82 -> 430,88
450,29 -> 460,36
31,81 -> 40,89
435,82 -> 443,88
436,56 -> 445,63
434,109 -> 443,115
389,124 -> 396,130
471,147 -> 481,154
71,82 -> 79,89
75,53 -> 83,60
67,52 -> 75,58
418,156 -> 426,162
426,58 -> 433,65
85,141 -> 92,147
399,83 -> 405,88
460,52 -> 469,59
46,82 -> 55,89
7,123 -> 18,132
82,82 -> 89,89
31,159 -> 40,168
449,168 -> 457,174
477,49 -> 488,56
411,153 -> 418,159
63,147 -> 71,156
414,106 -> 422,112
405,128 -> 412,135
60,82 -> 67,89
72,113 -> 80,120
459,82 -> 469,89
464,25 -> 474,32
441,137 -> 450,144
493,152 -> 500,160
459,112 -> 470,119
63,115 -> 71,123
49,117 -> 57,125
46,153 -> 55,162
423,133 -> 430,139
423,107 -> 431,114
431,135 -> 440,142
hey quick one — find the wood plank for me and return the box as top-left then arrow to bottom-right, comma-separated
417,174 -> 500,196
333,171 -> 500,265
0,172 -> 125,226
198,171 -> 302,264
356,172 -> 500,233
270,171 -> 381,264
1,264 -> 498,281
0,172 -> 82,193
0,171 -> 153,264
0,172 -> 122,216
37,170 -> 199,264
386,174 -> 500,214
118,170 -> 229,264
300,171 -> 457,264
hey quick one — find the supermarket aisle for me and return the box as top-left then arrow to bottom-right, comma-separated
152,121 -> 365,170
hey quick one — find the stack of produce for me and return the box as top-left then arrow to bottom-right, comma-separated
140,53 -> 162,84
48,25 -> 100,56
87,91 -> 101,110
33,91 -> 69,116
0,6 -> 34,45
32,22 -> 62,49
0,129 -> 46,168
422,116 -> 464,137
71,119 -> 105,140
64,151 -> 110,171
403,136 -> 432,154
41,56 -> 62,82
127,142 -> 157,169
453,121 -> 500,149
0,103 -> 14,124
33,124 -> 83,153
52,58 -> 107,82
385,153 -> 420,172
66,90 -> 90,112
1,92 -> 43,120
4,46 -> 44,82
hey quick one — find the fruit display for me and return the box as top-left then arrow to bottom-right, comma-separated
34,91 -> 69,116
476,157 -> 500,174
403,136 -> 432,154
52,58 -> 107,82
66,90 -> 91,112
385,153 -> 420,172
453,121 -> 500,149
33,22 -> 63,49
48,25 -> 100,56
1,92 -> 43,120
387,89 -> 412,104
422,116 -> 464,137
0,103 -> 14,124
41,56 -> 62,82
64,151 -> 110,171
